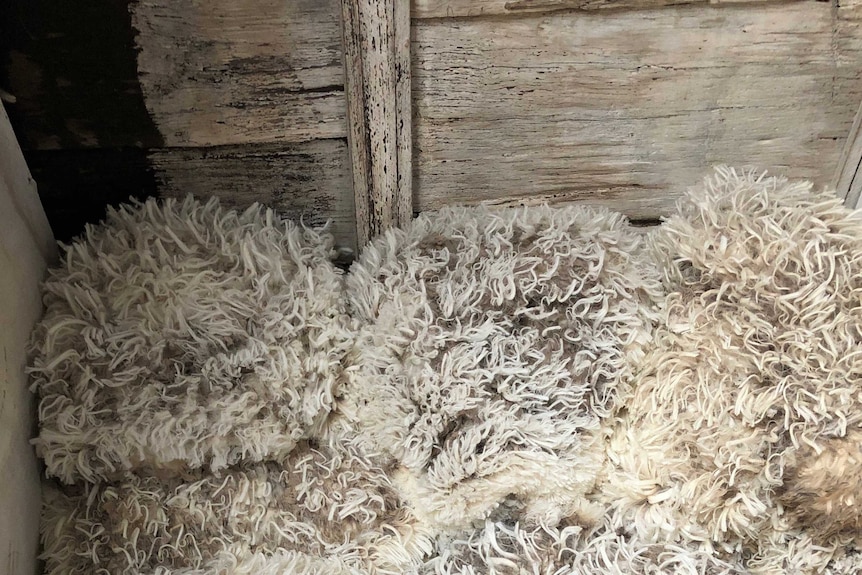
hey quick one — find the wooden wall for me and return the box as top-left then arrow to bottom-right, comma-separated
411,0 -> 862,219
0,0 -> 355,249
2,0 -> 862,249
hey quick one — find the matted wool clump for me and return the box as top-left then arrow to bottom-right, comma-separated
40,432 -> 432,575
605,167 -> 862,573
342,204 -> 664,532
28,196 -> 352,484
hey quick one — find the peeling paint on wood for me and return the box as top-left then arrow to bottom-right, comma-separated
150,140 -> 356,251
342,0 -> 413,247
131,0 -> 347,147
412,2 -> 862,218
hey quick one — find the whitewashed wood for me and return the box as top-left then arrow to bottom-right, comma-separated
342,0 -> 413,247
413,0 -> 783,19
0,102 -> 55,575
412,2 -> 862,218
395,0 -> 414,223
835,99 -> 862,208
131,0 -> 346,147
149,139 -> 357,251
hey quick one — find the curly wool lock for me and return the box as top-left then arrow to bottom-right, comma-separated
28,196 -> 352,484
40,432 -> 432,575
341,204 -> 664,533
605,167 -> 862,573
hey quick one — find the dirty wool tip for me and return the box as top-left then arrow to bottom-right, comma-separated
28,195 -> 352,483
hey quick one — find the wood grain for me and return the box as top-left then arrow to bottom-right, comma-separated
412,2 -> 862,218
413,0 -> 787,19
150,140 -> 357,251
342,0 -> 413,247
131,0 -> 347,147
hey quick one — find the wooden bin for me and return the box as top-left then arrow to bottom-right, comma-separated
3,0 -> 862,571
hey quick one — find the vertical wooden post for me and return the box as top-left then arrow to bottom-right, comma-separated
341,0 -> 413,248
835,98 -> 862,209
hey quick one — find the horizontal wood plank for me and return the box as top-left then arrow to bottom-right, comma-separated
131,0 -> 347,147
151,140 -> 356,250
413,0 -> 791,19
412,2 -> 862,218
25,141 -> 355,251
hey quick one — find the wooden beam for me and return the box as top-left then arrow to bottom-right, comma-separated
835,98 -> 862,209
413,0 -> 793,19
341,0 -> 413,248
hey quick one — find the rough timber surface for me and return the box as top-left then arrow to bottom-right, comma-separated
342,0 -> 413,247
1,0 -> 355,246
413,0 -> 788,19
131,0 -> 347,147
150,140 -> 357,250
412,1 -> 862,217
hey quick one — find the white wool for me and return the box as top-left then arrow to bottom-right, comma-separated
605,167 -> 862,574
40,434 -> 425,575
28,196 -> 352,484
342,204 -> 663,532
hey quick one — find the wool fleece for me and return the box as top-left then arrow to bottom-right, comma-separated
28,197 -> 352,484
40,426 -> 431,575
341,204 -> 664,533
605,167 -> 862,574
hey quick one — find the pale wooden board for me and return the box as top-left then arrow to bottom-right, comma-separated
131,0 -> 347,147
837,0 -> 862,208
0,102 -> 55,575
342,0 -> 414,247
413,0 -> 782,19
835,99 -> 862,208
149,139 -> 357,251
412,2 -> 862,218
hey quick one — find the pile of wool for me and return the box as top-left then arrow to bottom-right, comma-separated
28,196 -> 352,483
604,167 -> 862,573
40,428 -> 431,575
341,204 -> 664,533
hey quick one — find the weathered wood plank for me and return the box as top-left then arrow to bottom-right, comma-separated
412,2 -> 862,218
130,0 -> 347,147
342,0 -> 413,247
835,99 -> 862,208
0,102 -> 54,575
413,0 -> 790,19
151,140 -> 357,251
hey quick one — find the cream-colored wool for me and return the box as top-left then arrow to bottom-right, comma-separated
40,429 -> 431,575
342,204 -> 664,532
418,510 -> 747,575
605,167 -> 862,573
28,196 -> 352,484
